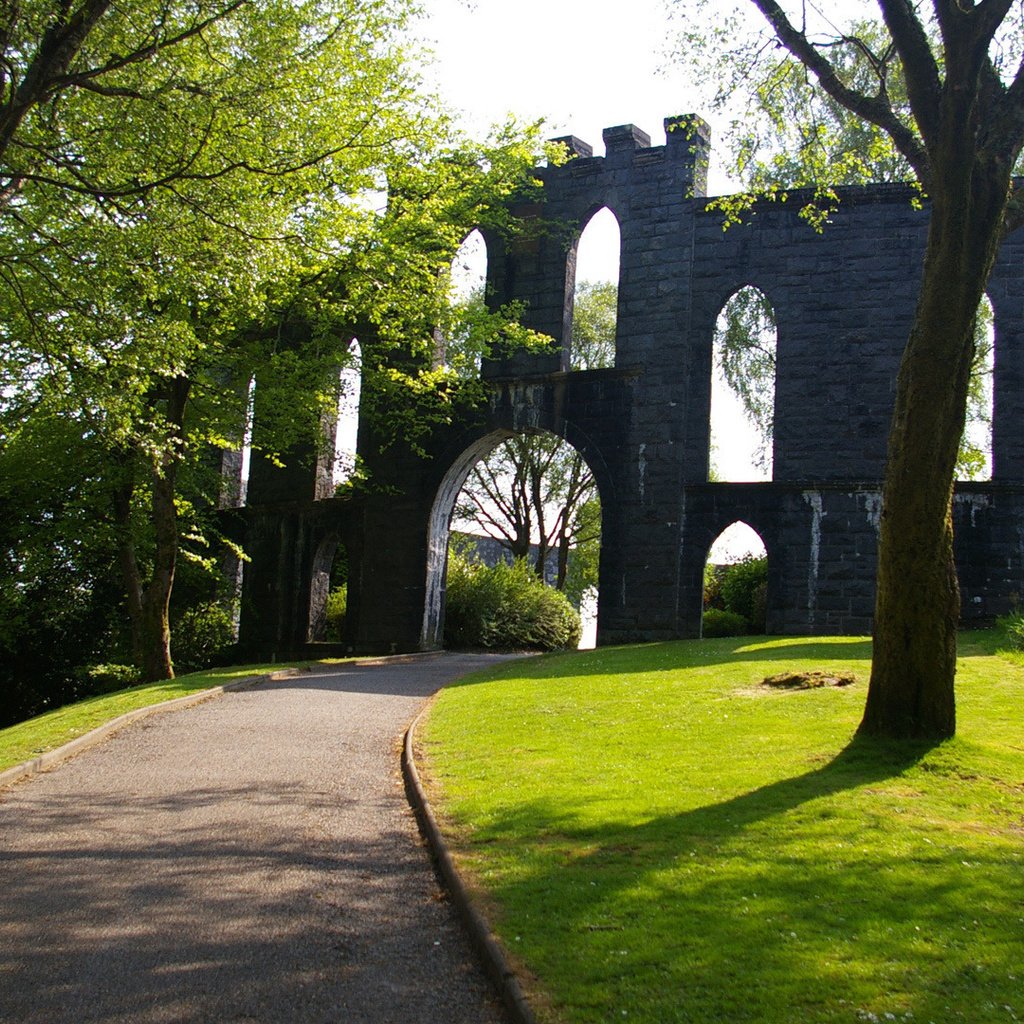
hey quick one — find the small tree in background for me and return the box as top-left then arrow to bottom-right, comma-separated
702,557 -> 768,637
571,280 -> 618,370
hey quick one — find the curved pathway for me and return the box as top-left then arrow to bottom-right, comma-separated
0,653 -> 516,1024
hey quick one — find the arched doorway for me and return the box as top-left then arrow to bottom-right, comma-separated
308,534 -> 348,643
702,522 -> 769,637
423,430 -> 603,649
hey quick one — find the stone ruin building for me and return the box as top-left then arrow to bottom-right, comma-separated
227,114 -> 1024,658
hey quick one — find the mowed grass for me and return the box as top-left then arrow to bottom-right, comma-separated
0,661 -> 326,774
421,632 -> 1024,1024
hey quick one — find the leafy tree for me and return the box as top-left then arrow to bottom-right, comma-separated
0,0 -> 431,682
0,0 -> 549,686
679,0 -> 1024,739
0,413 -> 128,725
683,17 -> 913,210
571,279 -> 617,370
719,555 -> 768,631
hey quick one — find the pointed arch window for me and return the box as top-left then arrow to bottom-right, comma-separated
709,287 -> 777,481
570,208 -> 620,370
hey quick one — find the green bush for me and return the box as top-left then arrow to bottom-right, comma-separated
325,585 -> 347,641
74,663 -> 143,695
720,556 -> 768,632
445,553 -> 582,651
701,608 -> 750,638
998,611 -> 1024,649
171,601 -> 235,674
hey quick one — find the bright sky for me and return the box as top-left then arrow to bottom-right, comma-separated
416,0 -> 874,195
417,0 -> 728,195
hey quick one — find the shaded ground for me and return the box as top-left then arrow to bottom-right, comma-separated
0,653 -> 515,1024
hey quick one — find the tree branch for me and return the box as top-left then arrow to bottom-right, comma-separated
751,0 -> 931,184
874,0 -> 942,147
0,0 -> 113,155
50,1 -> 248,90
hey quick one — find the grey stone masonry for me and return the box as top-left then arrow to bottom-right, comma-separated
236,116 -> 1024,658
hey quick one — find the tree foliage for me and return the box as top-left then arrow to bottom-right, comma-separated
0,0 -> 550,691
678,13 -> 913,219
571,279 -> 617,370
714,286 -> 777,473
444,550 -> 582,651
0,411 -> 127,725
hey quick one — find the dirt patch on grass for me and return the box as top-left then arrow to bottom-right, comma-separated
761,670 -> 857,690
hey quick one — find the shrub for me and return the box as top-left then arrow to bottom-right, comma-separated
445,553 -> 582,651
998,611 -> 1024,650
720,556 -> 768,632
76,663 -> 143,694
171,601 -> 235,674
702,608 -> 749,638
325,585 -> 347,641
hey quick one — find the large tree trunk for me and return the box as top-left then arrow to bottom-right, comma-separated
114,377 -> 190,683
860,165 -> 1009,740
556,529 -> 570,592
113,471 -> 174,682
137,457 -> 179,682
112,461 -> 145,667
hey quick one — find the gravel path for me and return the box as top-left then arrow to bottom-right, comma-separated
0,653 -> 516,1024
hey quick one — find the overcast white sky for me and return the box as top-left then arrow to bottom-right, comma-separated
415,0 -> 739,200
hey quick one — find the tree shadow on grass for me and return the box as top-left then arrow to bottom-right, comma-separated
458,734 -> 1022,1022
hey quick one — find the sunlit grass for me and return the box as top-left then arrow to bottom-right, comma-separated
421,630 -> 1024,1024
0,661 -> 327,774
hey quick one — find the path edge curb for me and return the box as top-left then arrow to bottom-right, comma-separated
403,706 -> 538,1024
0,669 -> 299,791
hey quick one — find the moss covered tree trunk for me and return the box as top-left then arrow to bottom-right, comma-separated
114,376 -> 190,683
860,147 -> 1009,739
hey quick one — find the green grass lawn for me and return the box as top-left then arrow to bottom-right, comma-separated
0,661 -> 321,774
421,632 -> 1024,1024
